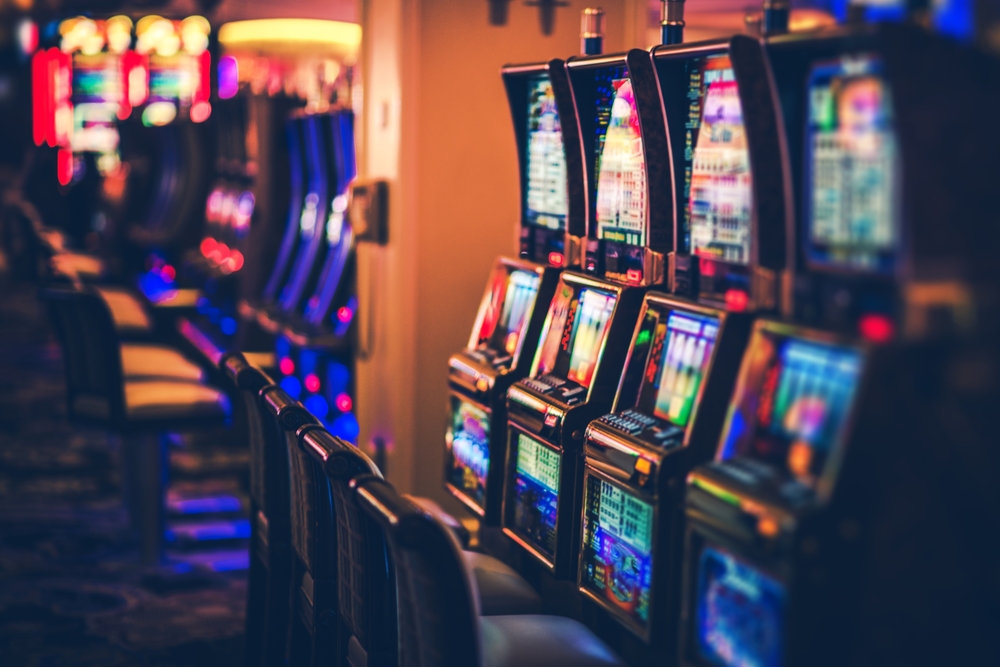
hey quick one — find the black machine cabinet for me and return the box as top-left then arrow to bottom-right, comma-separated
680,319 -> 1000,667
503,271 -> 644,578
566,49 -> 673,288
578,293 -> 751,647
502,59 -> 587,270
445,256 -> 560,523
766,22 -> 1000,338
653,36 -> 788,312
444,59 -> 582,523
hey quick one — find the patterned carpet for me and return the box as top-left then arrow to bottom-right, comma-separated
0,279 -> 248,666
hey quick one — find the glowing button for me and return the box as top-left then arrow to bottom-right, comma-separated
335,393 -> 353,413
304,374 -> 321,393
279,357 -> 295,375
337,306 -> 353,323
548,252 -> 564,267
859,313 -> 895,343
725,289 -> 748,312
626,268 -> 642,284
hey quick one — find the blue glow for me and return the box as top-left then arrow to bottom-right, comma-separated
330,412 -> 359,443
275,336 -> 291,360
935,0 -> 973,40
168,495 -> 242,515
304,394 -> 330,420
280,375 -> 302,399
220,317 -> 237,336
327,362 -> 350,395
300,348 -> 319,375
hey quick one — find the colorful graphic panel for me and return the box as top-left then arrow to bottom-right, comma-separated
581,475 -> 654,629
445,397 -> 490,509
594,69 -> 646,247
696,545 -> 786,667
720,331 -> 862,489
566,288 -> 618,388
477,268 -> 541,357
685,55 -> 752,265
806,54 -> 898,272
525,74 -> 568,231
510,433 -> 561,558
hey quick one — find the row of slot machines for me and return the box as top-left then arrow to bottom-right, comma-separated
178,98 -> 362,440
443,17 -> 999,667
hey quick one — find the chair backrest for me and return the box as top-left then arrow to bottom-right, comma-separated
40,286 -> 125,423
260,386 -> 325,575
354,476 -> 482,667
220,353 -> 275,513
298,427 -> 396,665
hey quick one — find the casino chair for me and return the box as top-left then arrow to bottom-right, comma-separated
218,354 -> 292,667
40,285 -> 230,563
353,475 -> 626,667
250,379 -> 541,666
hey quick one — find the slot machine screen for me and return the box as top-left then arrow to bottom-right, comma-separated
476,268 -> 542,357
719,329 -> 862,489
684,55 -> 752,265
71,54 -> 121,155
445,397 -> 490,509
509,433 -> 561,558
593,66 -> 647,247
580,474 -> 654,630
525,74 -> 569,232
636,310 -> 720,428
805,54 -> 898,272
534,284 -> 618,389
695,544 -> 785,667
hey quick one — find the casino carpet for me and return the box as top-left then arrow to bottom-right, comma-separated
0,279 -> 248,666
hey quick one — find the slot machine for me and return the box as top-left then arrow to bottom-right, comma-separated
275,108 -> 361,441
574,19 -> 789,660
677,21 -> 1000,667
442,59 -> 580,526
766,21 -> 1000,338
501,44 -> 671,579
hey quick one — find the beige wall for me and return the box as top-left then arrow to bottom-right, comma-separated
358,0 -> 648,504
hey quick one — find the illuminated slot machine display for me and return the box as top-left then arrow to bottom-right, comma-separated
578,296 -> 751,654
653,36 -> 788,311
442,60 -> 580,525
679,320 -> 866,667
676,21 -> 1000,667
572,32 -> 790,660
501,48 -> 669,578
764,22 -> 1000,339
136,15 -> 212,127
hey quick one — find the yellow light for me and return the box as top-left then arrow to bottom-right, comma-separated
218,19 -> 361,59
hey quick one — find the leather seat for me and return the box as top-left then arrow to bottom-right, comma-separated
124,380 -> 230,420
464,551 -> 542,615
481,615 -> 625,667
121,344 -> 205,382
94,286 -> 153,334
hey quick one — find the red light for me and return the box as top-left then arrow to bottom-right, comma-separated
31,50 -> 47,146
161,265 -> 176,282
699,257 -> 716,277
859,313 -> 895,343
337,306 -> 353,323
335,393 -> 353,413
57,149 -> 73,186
304,374 -> 321,393
200,237 -> 217,256
548,252 -> 564,267
725,289 -> 749,312
626,269 -> 642,284
279,357 -> 295,375
229,250 -> 244,272
190,101 -> 212,124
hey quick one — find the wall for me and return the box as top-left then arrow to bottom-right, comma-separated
358,0 -> 648,504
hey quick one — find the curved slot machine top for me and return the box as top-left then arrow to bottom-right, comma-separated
653,35 -> 788,312
766,22 -> 1000,338
261,117 -> 308,304
567,49 -> 672,288
502,60 -> 586,269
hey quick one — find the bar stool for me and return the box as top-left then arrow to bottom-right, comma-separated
219,353 -> 290,667
41,286 -> 230,563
